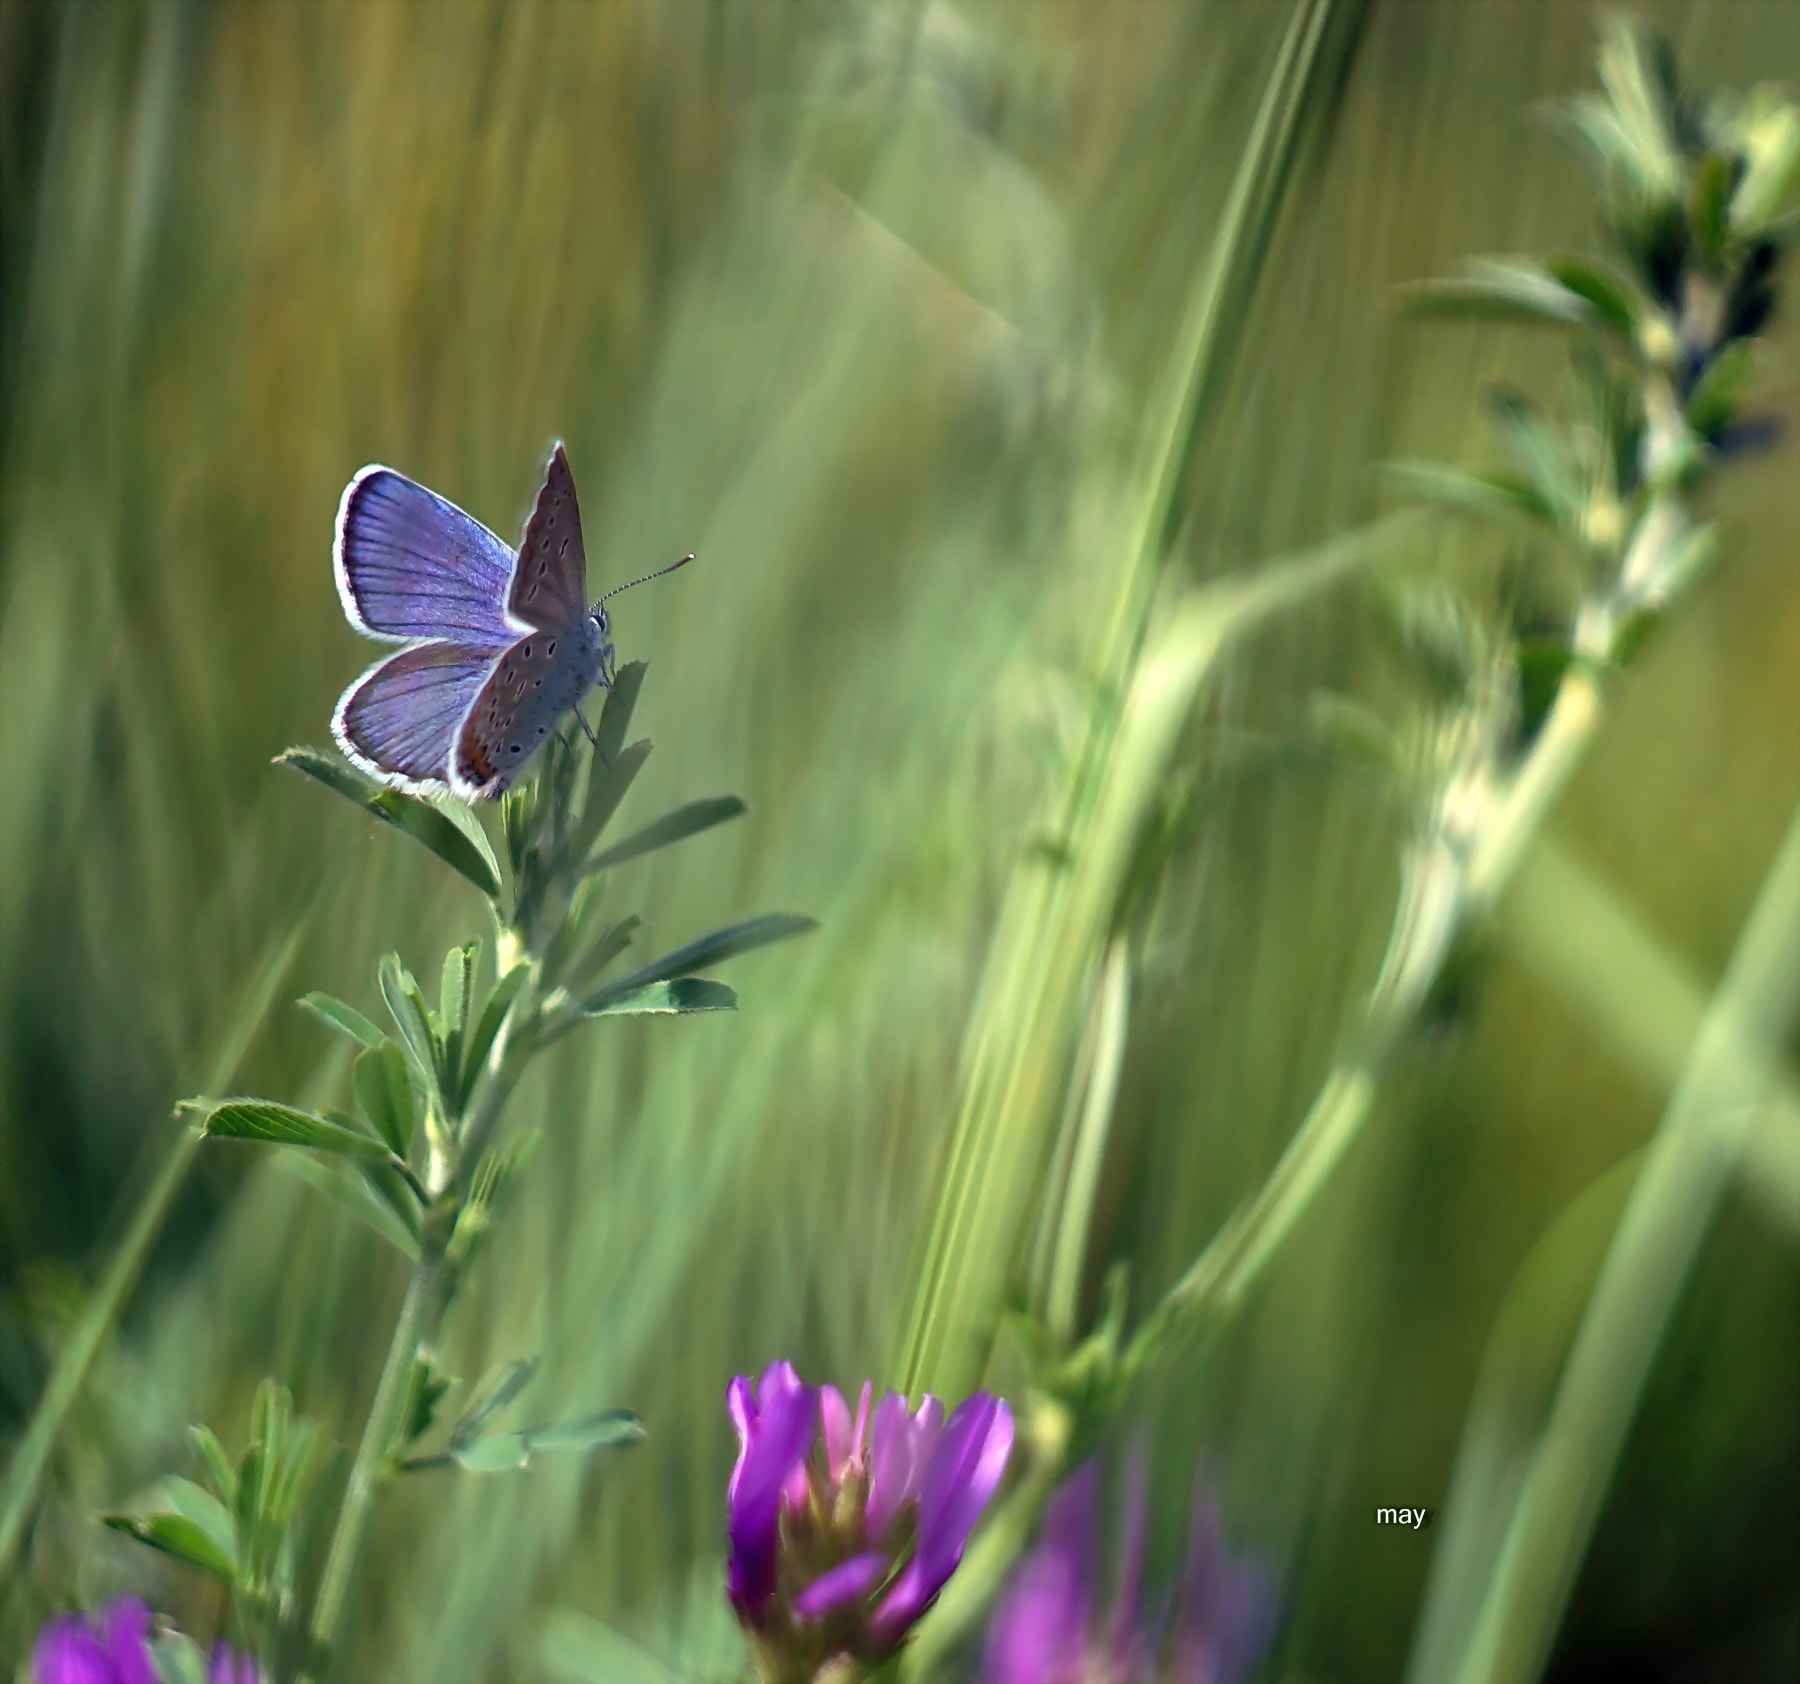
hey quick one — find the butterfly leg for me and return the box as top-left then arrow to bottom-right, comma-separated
574,703 -> 613,769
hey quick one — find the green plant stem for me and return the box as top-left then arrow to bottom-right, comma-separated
1466,667 -> 1604,911
1126,662 -> 1610,1382
891,0 -> 1368,1401
1044,941 -> 1131,1343
305,960 -> 536,1676
1451,800 -> 1800,1684
304,1255 -> 442,1680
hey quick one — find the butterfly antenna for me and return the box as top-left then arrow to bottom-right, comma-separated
597,553 -> 695,603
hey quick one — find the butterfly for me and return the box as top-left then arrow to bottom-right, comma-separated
330,440 -> 690,800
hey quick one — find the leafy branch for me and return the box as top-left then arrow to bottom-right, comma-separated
128,662 -> 815,1681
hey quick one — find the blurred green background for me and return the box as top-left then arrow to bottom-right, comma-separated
0,1 -> 1795,1679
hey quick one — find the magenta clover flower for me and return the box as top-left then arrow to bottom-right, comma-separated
726,1361 -> 1013,1673
31,1602 -> 158,1684
982,1458 -> 1277,1684
32,1600 -> 262,1684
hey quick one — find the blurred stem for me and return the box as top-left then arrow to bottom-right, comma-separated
893,0 -> 1369,1402
0,1121 -> 198,1587
1044,942 -> 1131,1344
1466,667 -> 1604,911
1126,662 -> 1610,1382
0,904 -> 310,1595
1452,801 -> 1800,1684
1122,360 -> 1710,1382
304,1255 -> 443,1681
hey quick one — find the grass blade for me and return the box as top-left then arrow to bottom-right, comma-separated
1445,802 -> 1800,1684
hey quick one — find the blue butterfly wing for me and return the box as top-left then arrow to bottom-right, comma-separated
507,442 -> 589,632
335,466 -> 520,647
452,630 -> 594,799
332,641 -> 499,791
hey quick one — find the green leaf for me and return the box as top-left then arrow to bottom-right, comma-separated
1550,93 -> 1640,188
439,943 -> 478,1084
584,913 -> 818,1009
1544,256 -> 1640,338
433,802 -> 506,902
1731,90 -> 1800,232
450,1357 -> 542,1452
441,943 -> 477,1033
450,1410 -> 645,1473
200,1100 -> 389,1160
1686,340 -> 1756,441
1381,461 -> 1557,528
446,1127 -> 540,1271
353,1042 -> 415,1159
510,1410 -> 646,1454
403,1357 -> 456,1449
594,660 -> 647,765
1403,259 -> 1598,331
1489,390 -> 1582,527
276,747 -> 501,899
572,739 -> 651,863
585,978 -> 737,1017
584,796 -> 746,876
1692,151 -> 1737,265
188,1425 -> 236,1506
158,1477 -> 239,1569
101,1510 -> 236,1581
457,963 -> 531,1112
564,916 -> 641,997
1594,16 -> 1682,197
276,1150 -> 421,1258
298,991 -> 385,1049
539,875 -> 606,989
250,1378 -> 286,1475
234,1438 -> 263,1565
348,1148 -> 425,1249
446,1434 -> 535,1473
1375,580 -> 1485,702
380,954 -> 444,1104
258,1405 -> 318,1536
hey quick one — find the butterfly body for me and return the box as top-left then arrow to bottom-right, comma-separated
330,441 -> 629,801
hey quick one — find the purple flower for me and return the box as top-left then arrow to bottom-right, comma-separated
729,1360 -> 821,1621
725,1365 -> 1013,1676
31,1602 -> 261,1684
32,1602 -> 157,1684
983,1457 -> 1277,1684
210,1644 -> 265,1684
